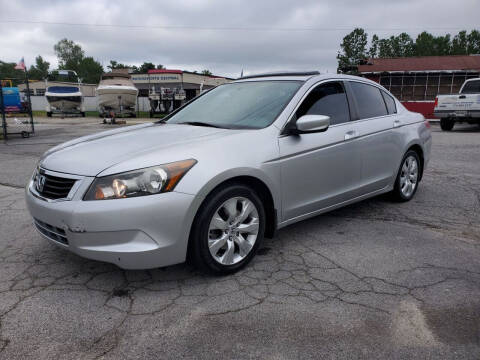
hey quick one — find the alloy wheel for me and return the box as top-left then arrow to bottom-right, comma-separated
399,155 -> 418,198
208,196 -> 260,265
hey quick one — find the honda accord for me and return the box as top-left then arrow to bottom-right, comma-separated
26,72 -> 432,274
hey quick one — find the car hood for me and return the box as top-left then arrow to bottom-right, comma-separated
40,123 -> 240,176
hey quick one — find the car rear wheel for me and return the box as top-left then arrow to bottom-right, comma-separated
440,118 -> 454,131
392,150 -> 420,202
190,184 -> 265,274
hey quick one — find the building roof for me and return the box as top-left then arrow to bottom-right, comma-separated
148,69 -> 183,74
146,68 -> 233,79
358,55 -> 480,73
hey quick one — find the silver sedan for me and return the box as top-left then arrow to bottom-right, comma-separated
26,72 -> 432,274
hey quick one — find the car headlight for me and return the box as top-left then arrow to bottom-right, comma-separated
84,159 -> 197,200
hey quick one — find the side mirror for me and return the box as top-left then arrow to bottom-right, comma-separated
294,115 -> 330,134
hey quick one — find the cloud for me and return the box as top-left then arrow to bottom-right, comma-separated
0,0 -> 478,78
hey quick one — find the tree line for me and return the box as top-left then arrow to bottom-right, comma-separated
107,60 -> 212,75
337,28 -> 480,73
0,38 -> 213,86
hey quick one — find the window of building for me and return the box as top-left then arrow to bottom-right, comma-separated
375,72 -> 480,101
350,82 -> 388,119
295,82 -> 350,125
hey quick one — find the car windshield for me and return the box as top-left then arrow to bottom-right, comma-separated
166,80 -> 302,129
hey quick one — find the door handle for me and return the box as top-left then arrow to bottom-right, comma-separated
344,130 -> 357,140
393,119 -> 401,128
459,95 -> 466,99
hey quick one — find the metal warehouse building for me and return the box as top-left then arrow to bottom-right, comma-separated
358,55 -> 480,118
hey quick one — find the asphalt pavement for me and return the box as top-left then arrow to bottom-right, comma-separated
0,117 -> 479,359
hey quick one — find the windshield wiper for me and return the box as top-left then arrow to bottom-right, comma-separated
178,121 -> 224,128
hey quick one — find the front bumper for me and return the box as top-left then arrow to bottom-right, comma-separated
25,177 -> 197,269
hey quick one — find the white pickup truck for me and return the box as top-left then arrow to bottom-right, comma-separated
434,78 -> 480,131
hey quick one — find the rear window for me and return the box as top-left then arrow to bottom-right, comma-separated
381,91 -> 397,114
461,80 -> 480,94
350,82 -> 388,119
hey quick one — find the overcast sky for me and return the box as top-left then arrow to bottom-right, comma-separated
1,0 -> 479,78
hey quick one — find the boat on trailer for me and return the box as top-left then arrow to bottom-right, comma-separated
45,70 -> 85,117
96,72 -> 138,118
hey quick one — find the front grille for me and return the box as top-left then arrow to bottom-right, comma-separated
36,173 -> 76,200
34,219 -> 69,245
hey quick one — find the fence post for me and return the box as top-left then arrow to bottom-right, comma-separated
24,72 -> 34,134
0,82 -> 7,141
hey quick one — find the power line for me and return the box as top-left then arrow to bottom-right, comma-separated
0,19 -> 476,32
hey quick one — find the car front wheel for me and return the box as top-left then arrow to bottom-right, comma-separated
190,184 -> 265,274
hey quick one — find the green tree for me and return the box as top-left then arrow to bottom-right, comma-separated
107,60 -> 131,71
414,31 -> 452,56
77,57 -> 104,83
0,61 -> 25,85
467,30 -> 480,54
28,55 -> 50,80
54,38 -> 85,72
391,33 -> 415,57
156,64 -> 165,69
433,34 -> 452,55
378,38 -> 393,57
368,34 -> 379,58
201,69 -> 212,76
337,28 -> 368,73
138,62 -> 155,73
346,29 -> 479,60
53,39 -> 104,83
451,30 -> 468,54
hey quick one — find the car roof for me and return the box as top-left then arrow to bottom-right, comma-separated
234,72 -> 381,85
463,77 -> 480,83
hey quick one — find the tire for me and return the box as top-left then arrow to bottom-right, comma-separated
189,184 -> 266,275
440,118 -> 454,131
392,150 -> 421,202
46,112 -> 52,117
81,112 -> 86,117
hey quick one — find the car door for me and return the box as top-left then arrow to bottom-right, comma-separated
346,81 -> 403,194
278,80 -> 362,222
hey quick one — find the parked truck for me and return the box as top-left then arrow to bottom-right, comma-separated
434,78 -> 480,131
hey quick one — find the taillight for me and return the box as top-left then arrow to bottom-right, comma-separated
424,120 -> 431,129
434,97 -> 438,107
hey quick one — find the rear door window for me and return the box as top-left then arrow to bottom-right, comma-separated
350,82 -> 388,119
381,90 -> 397,114
295,82 -> 350,125
461,80 -> 480,94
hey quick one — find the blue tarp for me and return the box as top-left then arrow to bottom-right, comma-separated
1,87 -> 22,111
